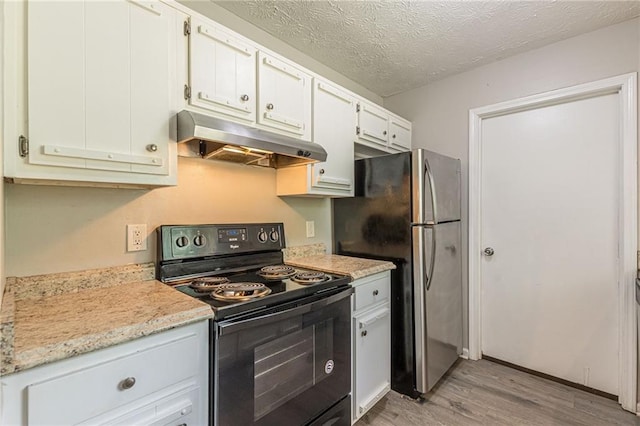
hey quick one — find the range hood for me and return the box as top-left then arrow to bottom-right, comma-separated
177,110 -> 326,168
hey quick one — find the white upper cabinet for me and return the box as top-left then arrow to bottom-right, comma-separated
276,79 -> 355,197
188,17 -> 256,123
356,100 -> 412,155
257,52 -> 312,141
389,114 -> 412,151
357,101 -> 390,148
6,0 -> 182,186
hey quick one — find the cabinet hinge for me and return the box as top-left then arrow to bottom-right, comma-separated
18,135 -> 29,157
356,103 -> 360,113
356,126 -> 360,135
183,19 -> 191,36
184,84 -> 191,100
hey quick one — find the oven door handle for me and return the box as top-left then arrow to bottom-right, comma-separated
217,287 -> 353,336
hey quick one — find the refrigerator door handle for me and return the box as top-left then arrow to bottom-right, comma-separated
424,157 -> 439,224
425,225 -> 437,291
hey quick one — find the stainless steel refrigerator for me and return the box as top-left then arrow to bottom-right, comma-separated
333,149 -> 462,398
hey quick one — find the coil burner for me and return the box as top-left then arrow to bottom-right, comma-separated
291,271 -> 330,285
189,276 -> 231,292
210,282 -> 272,302
257,265 -> 297,280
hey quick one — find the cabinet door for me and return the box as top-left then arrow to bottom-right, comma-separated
27,0 -> 174,176
357,101 -> 389,148
310,81 -> 355,195
389,115 -> 412,151
189,18 -> 256,123
257,52 -> 311,140
353,305 -> 391,420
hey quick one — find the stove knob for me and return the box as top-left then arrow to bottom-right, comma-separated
193,234 -> 206,247
176,236 -> 189,248
269,231 -> 279,242
257,231 -> 268,243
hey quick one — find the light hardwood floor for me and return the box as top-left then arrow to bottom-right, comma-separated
356,359 -> 639,425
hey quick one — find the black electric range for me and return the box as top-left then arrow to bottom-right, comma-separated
156,223 -> 351,320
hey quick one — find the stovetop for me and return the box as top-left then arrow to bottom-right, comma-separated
156,222 -> 351,321
172,266 -> 350,320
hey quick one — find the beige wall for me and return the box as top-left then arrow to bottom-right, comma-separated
384,17 -> 639,401
5,158 -> 331,277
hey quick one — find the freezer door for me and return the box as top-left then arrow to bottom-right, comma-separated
412,149 -> 461,224
412,221 -> 462,393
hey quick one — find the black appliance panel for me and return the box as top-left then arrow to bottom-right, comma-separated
213,288 -> 352,426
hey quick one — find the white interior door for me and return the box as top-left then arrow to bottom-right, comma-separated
480,93 -> 620,395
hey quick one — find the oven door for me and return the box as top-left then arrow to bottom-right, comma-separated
213,287 -> 352,426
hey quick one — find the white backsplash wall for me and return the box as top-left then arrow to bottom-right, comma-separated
4,157 -> 332,277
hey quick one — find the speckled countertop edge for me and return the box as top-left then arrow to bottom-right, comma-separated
8,292 -> 212,375
0,283 -> 16,372
0,264 -> 213,376
286,254 -> 395,280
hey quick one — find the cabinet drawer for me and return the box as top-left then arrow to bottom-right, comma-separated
354,274 -> 389,312
27,332 -> 200,425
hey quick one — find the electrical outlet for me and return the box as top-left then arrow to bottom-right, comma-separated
306,221 -> 315,238
127,224 -> 147,252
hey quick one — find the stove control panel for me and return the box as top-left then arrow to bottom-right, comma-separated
157,223 -> 285,260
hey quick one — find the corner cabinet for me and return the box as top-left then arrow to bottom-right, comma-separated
352,271 -> 391,423
0,321 -> 209,426
3,0 -> 183,188
356,100 -> 412,155
276,80 -> 355,197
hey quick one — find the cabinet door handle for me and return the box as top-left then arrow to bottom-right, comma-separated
392,134 -> 396,139
319,168 -> 325,175
240,94 -> 249,101
361,330 -> 367,337
383,130 -> 387,136
119,376 -> 136,390
266,103 -> 274,110
373,289 -> 379,296
146,144 -> 158,152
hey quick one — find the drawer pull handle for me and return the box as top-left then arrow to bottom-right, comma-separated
361,330 -> 367,337
119,376 -> 136,390
373,289 -> 379,296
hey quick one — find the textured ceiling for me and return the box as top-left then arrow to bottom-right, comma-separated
214,1 -> 640,97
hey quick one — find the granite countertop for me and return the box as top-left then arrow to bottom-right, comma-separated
0,263 -> 213,376
286,254 -> 396,280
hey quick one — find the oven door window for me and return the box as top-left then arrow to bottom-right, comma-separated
215,290 -> 350,426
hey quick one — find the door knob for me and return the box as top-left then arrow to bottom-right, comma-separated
483,247 -> 494,256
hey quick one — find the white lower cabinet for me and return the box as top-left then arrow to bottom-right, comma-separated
351,271 -> 391,423
0,321 -> 209,426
